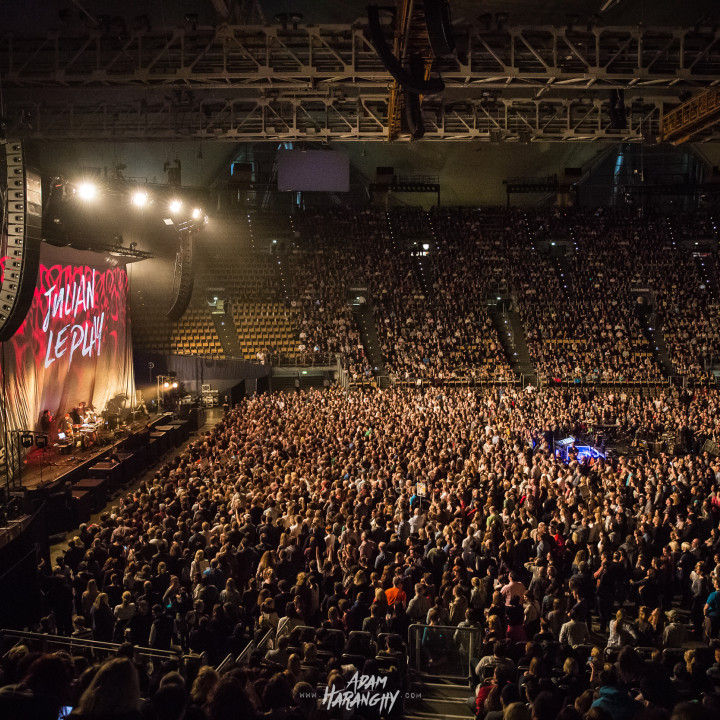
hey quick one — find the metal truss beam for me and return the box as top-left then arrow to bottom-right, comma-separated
2,23 -> 720,91
660,88 -> 720,145
1,91 -> 670,142
4,20 -> 720,141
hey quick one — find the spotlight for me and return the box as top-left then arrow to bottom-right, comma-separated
163,382 -> 170,388
169,199 -> 183,214
36,435 -> 48,448
20,433 -> 34,448
132,190 -> 149,207
77,182 -> 97,201
191,207 -> 202,220
172,382 -> 178,389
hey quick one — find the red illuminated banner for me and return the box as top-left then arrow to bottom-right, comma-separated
0,244 -> 134,435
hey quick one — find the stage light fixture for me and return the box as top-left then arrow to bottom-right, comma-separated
35,434 -> 48,448
20,433 -> 34,448
132,190 -> 149,207
164,382 -> 170,388
172,381 -> 178,388
163,218 -> 174,226
169,199 -> 183,214
191,207 -> 202,220
77,182 -> 97,201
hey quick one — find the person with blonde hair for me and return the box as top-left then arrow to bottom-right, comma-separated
189,665 -> 218,708
190,549 -> 209,579
91,593 -> 115,642
114,591 -> 136,622
75,657 -> 141,719
607,608 -> 638,649
82,579 -> 100,617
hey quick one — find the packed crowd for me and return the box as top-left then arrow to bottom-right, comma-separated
284,206 -> 720,384
6,385 -> 720,719
289,208 -> 514,383
507,209 -> 663,383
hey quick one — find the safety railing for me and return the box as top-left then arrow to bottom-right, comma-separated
270,352 -> 341,368
542,376 -> 675,389
216,653 -> 235,675
390,377 -> 521,388
0,629 -> 185,669
236,627 -> 275,666
408,623 -> 482,679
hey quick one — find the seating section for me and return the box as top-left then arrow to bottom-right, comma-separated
199,250 -> 284,302
507,210 -> 664,382
131,207 -> 720,380
288,208 -> 515,381
171,308 -> 224,358
232,301 -> 297,361
132,216 -> 300,360
131,306 -> 225,358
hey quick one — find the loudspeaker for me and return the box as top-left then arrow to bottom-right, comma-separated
166,232 -> 194,322
424,0 -> 455,57
367,5 -> 445,95
0,142 -> 42,341
404,55 -> 426,140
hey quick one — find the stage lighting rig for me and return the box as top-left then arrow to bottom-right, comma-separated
77,182 -> 97,201
169,199 -> 183,214
132,190 -> 149,207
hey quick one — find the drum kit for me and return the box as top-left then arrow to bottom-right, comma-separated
63,394 -> 139,450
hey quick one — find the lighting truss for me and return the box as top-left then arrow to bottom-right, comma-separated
3,21 -> 720,141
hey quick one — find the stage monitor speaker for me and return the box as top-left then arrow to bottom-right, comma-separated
0,141 -> 42,341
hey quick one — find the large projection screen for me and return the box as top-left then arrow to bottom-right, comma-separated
0,244 -> 134,434
277,150 -> 350,192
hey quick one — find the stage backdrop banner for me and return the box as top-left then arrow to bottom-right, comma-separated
0,244 -> 134,434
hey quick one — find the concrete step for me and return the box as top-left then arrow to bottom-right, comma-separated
351,299 -> 386,376
406,680 -> 475,720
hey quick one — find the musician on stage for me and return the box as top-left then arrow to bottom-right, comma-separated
39,409 -> 53,435
69,406 -> 82,425
82,405 -> 98,424
58,413 -> 74,437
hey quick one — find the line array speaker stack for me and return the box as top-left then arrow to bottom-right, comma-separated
166,232 -> 194,322
1,141 -> 42,341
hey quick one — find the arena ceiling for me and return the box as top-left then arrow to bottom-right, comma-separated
2,0 -> 720,145
1,1 -> 719,201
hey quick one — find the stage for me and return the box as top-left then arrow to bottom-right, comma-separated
20,422 -> 147,490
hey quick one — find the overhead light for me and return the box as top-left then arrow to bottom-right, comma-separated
163,218 -> 174,226
169,199 -> 183,214
172,382 -> 178,388
132,190 -> 149,207
191,207 -> 202,220
77,182 -> 97,201
163,382 -> 170,388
